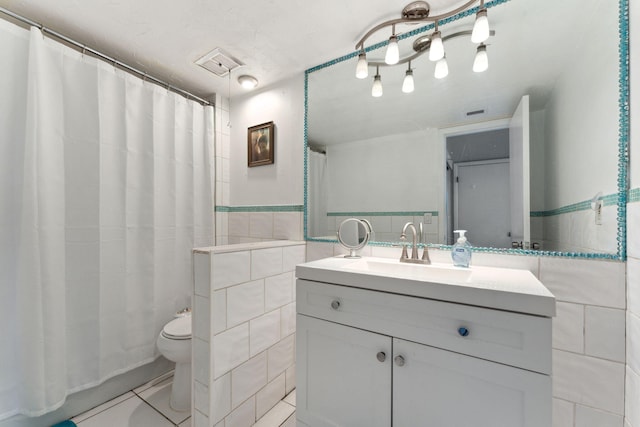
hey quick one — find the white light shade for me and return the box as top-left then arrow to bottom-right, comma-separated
402,70 -> 414,93
372,75 -> 383,97
429,31 -> 444,61
471,9 -> 490,43
356,53 -> 369,79
385,35 -> 400,65
434,57 -> 449,79
238,75 -> 258,89
473,44 -> 489,72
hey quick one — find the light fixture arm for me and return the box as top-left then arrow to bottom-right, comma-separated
354,0 -> 481,51
366,29 -> 494,68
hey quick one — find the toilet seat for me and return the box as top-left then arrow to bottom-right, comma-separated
161,315 -> 192,340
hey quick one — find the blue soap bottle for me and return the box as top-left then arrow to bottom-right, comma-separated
452,230 -> 472,267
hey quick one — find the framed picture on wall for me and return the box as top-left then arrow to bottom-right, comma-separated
247,121 -> 275,167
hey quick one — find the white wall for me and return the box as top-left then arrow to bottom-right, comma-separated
542,0 -> 618,209
229,76 -> 304,207
326,129 -> 442,213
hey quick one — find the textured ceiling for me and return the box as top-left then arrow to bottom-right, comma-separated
0,0 -> 474,100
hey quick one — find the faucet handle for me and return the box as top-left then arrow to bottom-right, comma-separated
421,245 -> 431,264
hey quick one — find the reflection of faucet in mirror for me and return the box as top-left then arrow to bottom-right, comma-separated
400,222 -> 431,265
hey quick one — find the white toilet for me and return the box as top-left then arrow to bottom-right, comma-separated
157,311 -> 192,412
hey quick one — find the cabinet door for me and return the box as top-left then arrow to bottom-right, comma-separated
393,338 -> 551,427
297,314 -> 392,427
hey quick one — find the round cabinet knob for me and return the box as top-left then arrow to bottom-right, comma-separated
376,352 -> 386,362
331,299 -> 341,310
394,355 -> 405,367
458,327 -> 470,337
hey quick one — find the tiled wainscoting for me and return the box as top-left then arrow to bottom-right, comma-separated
306,241 -> 627,427
192,241 -> 305,427
216,208 -> 304,246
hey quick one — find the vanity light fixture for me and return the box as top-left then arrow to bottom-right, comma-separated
237,74 -> 258,89
385,26 -> 400,65
471,6 -> 490,43
473,43 -> 489,72
402,62 -> 415,93
355,0 -> 493,97
372,66 -> 383,97
434,55 -> 449,79
356,51 -> 369,79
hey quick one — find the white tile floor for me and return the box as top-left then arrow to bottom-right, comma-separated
69,372 -> 296,427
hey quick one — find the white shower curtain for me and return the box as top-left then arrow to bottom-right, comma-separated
0,22 -> 214,419
307,148 -> 328,237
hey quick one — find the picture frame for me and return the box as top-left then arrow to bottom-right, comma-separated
247,121 -> 275,167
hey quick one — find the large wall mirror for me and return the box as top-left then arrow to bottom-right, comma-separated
304,0 -> 628,259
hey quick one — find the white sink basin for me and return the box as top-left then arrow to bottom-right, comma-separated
343,258 -> 472,283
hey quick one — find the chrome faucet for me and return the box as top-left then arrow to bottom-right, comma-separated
400,222 -> 431,264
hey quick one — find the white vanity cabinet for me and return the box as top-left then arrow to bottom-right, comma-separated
296,276 -> 553,427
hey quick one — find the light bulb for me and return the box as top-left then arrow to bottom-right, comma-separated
471,9 -> 490,43
356,52 -> 368,79
434,56 -> 449,79
385,35 -> 400,65
402,69 -> 414,93
429,31 -> 444,61
473,44 -> 489,72
372,74 -> 383,97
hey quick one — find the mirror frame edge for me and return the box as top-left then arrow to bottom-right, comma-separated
303,0 -> 630,261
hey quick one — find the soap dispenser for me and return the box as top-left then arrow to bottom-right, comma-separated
452,230 -> 472,268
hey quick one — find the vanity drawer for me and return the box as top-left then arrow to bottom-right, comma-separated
297,279 -> 551,375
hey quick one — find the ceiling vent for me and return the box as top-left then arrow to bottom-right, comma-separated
195,48 -> 244,77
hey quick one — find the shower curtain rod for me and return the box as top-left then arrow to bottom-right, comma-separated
0,7 -> 211,106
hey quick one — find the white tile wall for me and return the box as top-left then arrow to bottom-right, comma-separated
274,212 -> 303,240
249,212 -> 274,239
575,405 -> 624,427
280,302 -> 296,337
249,310 -> 281,356
212,251 -> 251,290
194,242 -> 302,427
265,272 -> 294,312
285,365 -> 296,395
226,395 -> 255,427
629,311 -> 640,371
231,352 -> 268,408
626,367 -> 640,427
227,280 -> 265,327
267,334 -> 295,382
212,323 -> 250,378
283,245 -> 306,272
228,213 -> 250,239
552,349 -> 625,415
212,289 -> 227,335
585,306 -> 626,362
553,302 -> 584,353
224,211 -> 303,243
553,398 -> 574,427
255,372 -> 286,420
193,294 -> 210,341
251,247 -> 283,279
540,257 -> 625,308
211,374 -> 231,424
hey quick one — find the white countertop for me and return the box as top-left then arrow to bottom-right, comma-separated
296,256 -> 556,317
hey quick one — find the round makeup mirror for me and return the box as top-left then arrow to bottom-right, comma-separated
337,218 -> 373,258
